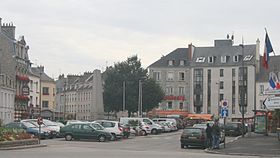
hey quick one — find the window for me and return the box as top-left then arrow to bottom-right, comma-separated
167,102 -> 172,109
179,102 -> 183,109
82,125 -> 92,130
221,56 -> 227,63
233,55 -> 239,62
220,81 -> 224,89
208,56 -> 214,63
243,55 -> 253,61
179,72 -> 185,81
153,72 -> 161,81
168,60 -> 174,66
166,87 -> 173,95
220,69 -> 224,77
260,85 -> 264,94
179,87 -> 185,95
179,60 -> 185,66
196,57 -> 205,63
42,87 -> 49,95
232,69 -> 236,77
30,80 -> 33,92
167,72 -> 174,81
42,101 -> 49,108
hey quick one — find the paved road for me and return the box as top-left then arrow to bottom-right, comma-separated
0,131 -> 258,158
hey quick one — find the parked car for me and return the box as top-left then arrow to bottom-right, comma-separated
4,122 -> 51,139
93,120 -> 123,140
225,122 -> 244,136
120,117 -> 162,134
21,119 -> 60,138
166,121 -> 178,131
158,122 -> 171,132
180,127 -> 207,149
152,118 -> 177,128
192,123 -> 225,143
60,123 -> 112,142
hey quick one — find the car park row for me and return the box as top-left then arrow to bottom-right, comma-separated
3,117 -> 180,142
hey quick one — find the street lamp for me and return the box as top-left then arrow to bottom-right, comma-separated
216,82 -> 220,118
239,41 -> 245,138
138,80 -> 143,117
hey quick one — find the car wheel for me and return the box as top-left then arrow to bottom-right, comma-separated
151,129 -> 157,134
181,144 -> 185,149
111,133 -> 116,141
141,130 -> 147,136
98,135 -> 106,142
65,134 -> 73,141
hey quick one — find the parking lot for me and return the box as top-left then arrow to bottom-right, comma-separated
0,130 -> 252,158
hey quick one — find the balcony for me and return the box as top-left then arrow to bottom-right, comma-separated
16,75 -> 30,82
15,95 -> 29,101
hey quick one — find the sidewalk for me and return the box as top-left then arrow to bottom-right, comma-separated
205,132 -> 280,157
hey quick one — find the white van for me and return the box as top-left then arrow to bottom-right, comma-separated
120,117 -> 163,134
152,118 -> 177,126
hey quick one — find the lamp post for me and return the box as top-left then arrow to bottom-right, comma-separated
123,81 -> 125,113
138,80 -> 143,117
216,82 -> 220,118
240,41 -> 245,138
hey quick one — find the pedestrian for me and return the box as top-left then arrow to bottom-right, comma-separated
206,123 -> 213,149
212,120 -> 221,149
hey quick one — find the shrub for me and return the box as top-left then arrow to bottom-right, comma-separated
0,127 -> 32,142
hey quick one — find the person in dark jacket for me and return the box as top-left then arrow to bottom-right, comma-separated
212,121 -> 221,149
206,123 -> 213,149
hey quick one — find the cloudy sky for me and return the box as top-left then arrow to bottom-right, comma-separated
1,0 -> 280,78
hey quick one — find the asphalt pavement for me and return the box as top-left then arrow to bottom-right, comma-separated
206,132 -> 280,157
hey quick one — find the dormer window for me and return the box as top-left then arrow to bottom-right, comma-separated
196,57 -> 205,63
179,60 -> 185,66
221,56 -> 228,63
233,55 -> 239,62
243,55 -> 253,61
208,56 -> 214,63
168,60 -> 174,66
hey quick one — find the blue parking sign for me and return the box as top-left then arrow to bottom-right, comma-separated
221,108 -> 228,118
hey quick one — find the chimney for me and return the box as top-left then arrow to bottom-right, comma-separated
38,66 -> 44,73
2,22 -> 16,39
188,43 -> 194,61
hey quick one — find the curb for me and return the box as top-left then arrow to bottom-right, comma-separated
204,134 -> 280,157
0,144 -> 47,150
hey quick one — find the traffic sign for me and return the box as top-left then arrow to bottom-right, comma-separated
263,97 -> 280,109
264,89 -> 280,95
220,108 -> 228,118
37,117 -> 43,125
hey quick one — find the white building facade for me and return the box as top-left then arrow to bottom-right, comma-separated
149,38 -> 261,122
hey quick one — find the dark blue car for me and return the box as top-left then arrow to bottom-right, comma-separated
4,122 -> 51,139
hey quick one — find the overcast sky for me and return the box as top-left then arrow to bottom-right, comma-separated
1,0 -> 280,78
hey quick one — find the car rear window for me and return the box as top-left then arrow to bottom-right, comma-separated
227,123 -> 238,128
102,122 -> 115,128
183,128 -> 202,135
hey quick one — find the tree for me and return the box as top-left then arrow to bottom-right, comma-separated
103,55 -> 164,116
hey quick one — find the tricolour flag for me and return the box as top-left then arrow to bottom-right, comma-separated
262,31 -> 274,69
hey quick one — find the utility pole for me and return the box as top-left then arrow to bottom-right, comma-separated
138,80 -> 142,117
240,39 -> 245,138
122,81 -> 125,115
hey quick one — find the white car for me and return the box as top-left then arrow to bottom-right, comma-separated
159,122 -> 171,132
21,119 -> 61,137
93,120 -> 123,140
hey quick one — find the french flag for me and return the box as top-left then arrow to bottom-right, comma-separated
262,32 -> 274,69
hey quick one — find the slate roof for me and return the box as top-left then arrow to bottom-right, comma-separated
257,55 -> 280,82
148,39 -> 256,68
148,48 -> 190,68
31,67 -> 54,82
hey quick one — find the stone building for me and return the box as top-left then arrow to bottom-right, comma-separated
148,38 -> 260,122
31,66 -> 56,119
0,18 -> 31,121
27,67 -> 41,118
0,18 -> 16,124
55,70 -> 104,120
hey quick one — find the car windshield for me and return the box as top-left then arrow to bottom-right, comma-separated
43,120 -> 57,126
227,123 -> 238,128
91,123 -> 104,130
22,121 -> 38,128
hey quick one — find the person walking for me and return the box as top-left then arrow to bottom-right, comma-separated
206,123 -> 213,149
212,120 -> 221,149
